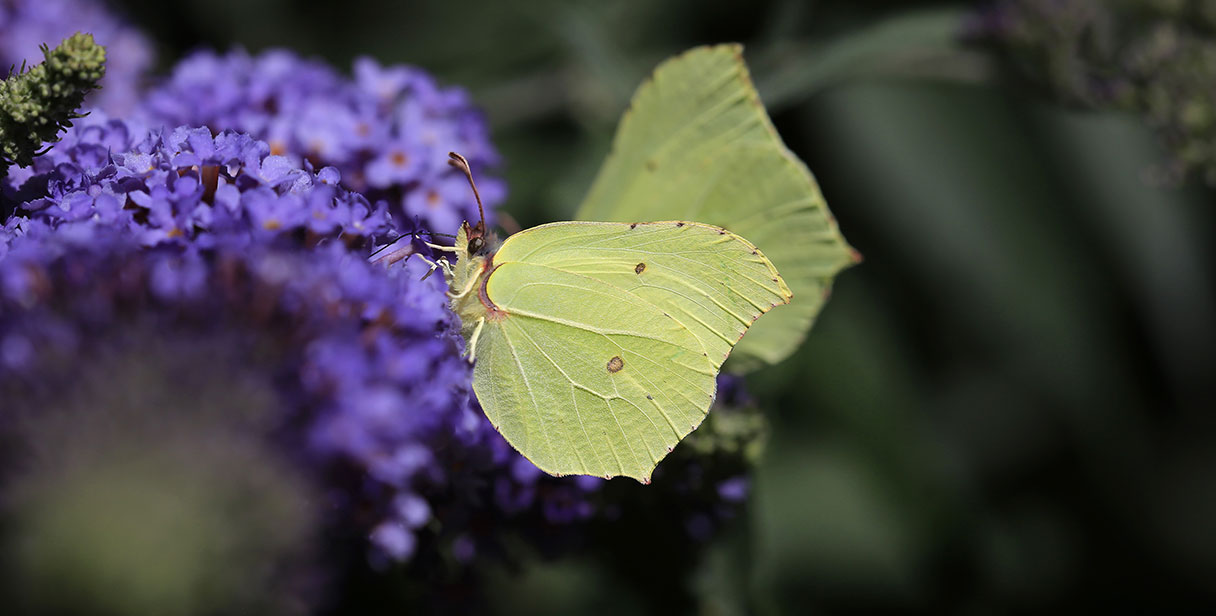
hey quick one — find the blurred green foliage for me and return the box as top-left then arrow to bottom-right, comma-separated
978,0 -> 1216,185
114,0 -> 1216,612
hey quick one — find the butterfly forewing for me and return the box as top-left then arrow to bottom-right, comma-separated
667,143 -> 853,369
576,44 -> 856,370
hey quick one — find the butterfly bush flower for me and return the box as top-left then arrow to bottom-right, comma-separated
0,116 -> 608,564
137,49 -> 504,237
0,0 -> 153,114
2,49 -> 755,582
1,111 -> 391,247
0,220 -> 604,566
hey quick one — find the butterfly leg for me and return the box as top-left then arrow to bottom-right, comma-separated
436,257 -> 454,277
416,255 -> 453,281
425,241 -> 459,253
465,317 -> 486,363
447,268 -> 479,300
416,254 -> 438,279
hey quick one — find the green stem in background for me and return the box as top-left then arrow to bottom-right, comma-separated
751,8 -> 984,112
486,8 -> 979,129
0,33 -> 106,178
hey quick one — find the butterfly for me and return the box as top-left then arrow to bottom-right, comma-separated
429,45 -> 854,483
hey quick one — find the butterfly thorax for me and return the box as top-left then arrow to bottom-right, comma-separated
446,222 -> 505,352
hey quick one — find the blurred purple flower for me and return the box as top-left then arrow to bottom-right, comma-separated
370,522 -> 416,562
0,220 -> 601,564
716,476 -> 750,503
0,117 -> 608,566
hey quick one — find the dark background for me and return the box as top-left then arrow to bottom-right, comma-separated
110,0 -> 1216,612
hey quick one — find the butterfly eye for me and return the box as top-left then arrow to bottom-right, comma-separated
468,237 -> 485,254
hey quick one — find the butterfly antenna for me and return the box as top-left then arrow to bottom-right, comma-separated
448,152 -> 485,232
369,232 -> 409,258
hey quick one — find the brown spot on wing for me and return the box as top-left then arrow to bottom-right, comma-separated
635,262 -> 646,274
606,356 -> 624,373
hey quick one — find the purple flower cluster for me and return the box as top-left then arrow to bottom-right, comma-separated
2,112 -> 391,249
1,16 -> 759,594
0,229 -> 605,566
0,113 -> 606,564
136,49 -> 504,237
0,0 -> 153,114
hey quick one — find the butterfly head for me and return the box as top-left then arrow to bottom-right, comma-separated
462,220 -> 491,257
448,151 -> 495,258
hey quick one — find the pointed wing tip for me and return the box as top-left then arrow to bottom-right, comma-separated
678,42 -> 744,58
657,43 -> 747,80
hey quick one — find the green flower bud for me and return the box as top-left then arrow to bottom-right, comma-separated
0,32 -> 106,176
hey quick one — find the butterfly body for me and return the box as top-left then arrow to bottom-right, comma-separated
447,221 -> 499,329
